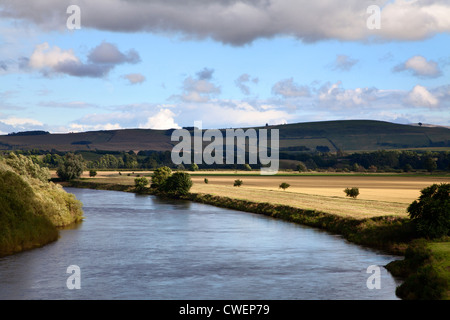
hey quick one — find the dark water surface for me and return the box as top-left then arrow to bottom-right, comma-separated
0,188 -> 402,300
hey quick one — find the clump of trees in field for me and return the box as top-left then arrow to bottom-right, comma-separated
234,179 -> 243,187
150,166 -> 192,196
344,187 -> 360,198
279,182 -> 290,190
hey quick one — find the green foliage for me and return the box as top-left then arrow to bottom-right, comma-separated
204,178 -> 209,184
162,171 -> 193,196
234,179 -> 243,187
0,155 -> 84,257
134,176 -> 149,192
279,182 -> 290,190
407,183 -> 450,238
151,166 -> 172,187
243,164 -> 252,171
5,152 -> 50,183
344,187 -> 360,198
57,153 -> 84,181
89,169 -> 97,177
424,156 -> 437,173
190,163 -> 199,171
297,162 -> 307,172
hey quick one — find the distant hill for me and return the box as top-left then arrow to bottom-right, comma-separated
0,120 -> 449,153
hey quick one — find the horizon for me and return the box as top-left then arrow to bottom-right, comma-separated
1,1 -> 449,134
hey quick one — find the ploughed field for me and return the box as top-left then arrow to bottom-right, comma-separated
73,170 -> 449,219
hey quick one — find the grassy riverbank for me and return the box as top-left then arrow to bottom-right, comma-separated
0,154 -> 84,257
65,171 -> 450,300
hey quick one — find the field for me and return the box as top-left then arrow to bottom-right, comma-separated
72,170 -> 449,219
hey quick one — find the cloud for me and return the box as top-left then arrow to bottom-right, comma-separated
235,73 -> 259,95
2,0 -> 450,45
272,78 -> 310,98
88,41 -> 140,64
405,85 -> 439,108
196,68 -> 215,81
331,55 -> 358,71
0,116 -> 45,135
123,73 -> 146,85
28,42 -> 141,78
141,108 -> 180,130
172,68 -> 221,102
393,55 -> 442,78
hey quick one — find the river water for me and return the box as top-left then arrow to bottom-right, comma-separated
0,188 -> 402,300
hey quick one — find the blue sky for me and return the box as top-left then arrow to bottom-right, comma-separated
0,0 -> 449,133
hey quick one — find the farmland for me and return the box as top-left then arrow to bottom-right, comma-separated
72,170 -> 449,219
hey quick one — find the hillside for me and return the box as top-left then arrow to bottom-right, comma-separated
0,120 -> 449,153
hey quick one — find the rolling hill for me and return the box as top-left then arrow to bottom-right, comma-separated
0,120 -> 449,153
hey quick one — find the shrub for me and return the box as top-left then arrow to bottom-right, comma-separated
407,183 -> 450,238
279,182 -> 290,190
234,179 -> 243,187
243,164 -> 252,171
190,163 -> 199,171
162,171 -> 193,196
151,166 -> 172,187
89,169 -> 97,177
344,187 -> 359,198
204,178 -> 209,184
134,177 -> 149,192
297,162 -> 307,172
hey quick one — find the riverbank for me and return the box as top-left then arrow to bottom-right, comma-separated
65,178 -> 449,300
0,154 -> 84,258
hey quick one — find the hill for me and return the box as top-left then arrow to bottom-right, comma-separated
0,120 -> 449,153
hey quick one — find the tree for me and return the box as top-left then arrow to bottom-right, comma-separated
279,182 -> 290,190
57,153 -> 84,181
243,164 -> 252,171
89,169 -> 97,177
407,183 -> 450,238
162,171 -> 193,196
204,178 -> 209,184
424,157 -> 437,173
234,179 -> 243,187
134,177 -> 149,192
151,166 -> 172,187
190,163 -> 199,171
344,187 -> 359,198
297,162 -> 307,172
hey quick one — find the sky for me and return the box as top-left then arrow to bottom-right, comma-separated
0,0 -> 449,134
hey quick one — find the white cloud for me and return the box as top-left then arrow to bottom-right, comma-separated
123,73 -> 146,85
393,55 -> 442,78
141,109 -> 180,130
29,42 -> 79,69
272,78 -> 310,98
406,85 -> 439,108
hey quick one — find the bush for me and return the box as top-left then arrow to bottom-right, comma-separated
279,182 -> 290,190
57,153 -> 84,181
134,177 -> 149,192
162,171 -> 193,196
243,164 -> 252,171
344,187 -> 359,198
407,183 -> 450,238
190,163 -> 199,171
204,178 -> 209,184
151,166 -> 172,187
297,162 -> 307,172
89,169 -> 97,177
234,179 -> 243,187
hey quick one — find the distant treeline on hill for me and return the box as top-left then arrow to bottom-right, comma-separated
3,148 -> 450,173
7,131 -> 50,136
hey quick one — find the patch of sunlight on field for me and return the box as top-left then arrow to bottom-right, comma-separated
190,184 -> 409,219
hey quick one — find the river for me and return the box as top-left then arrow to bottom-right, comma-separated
0,187 -> 402,300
